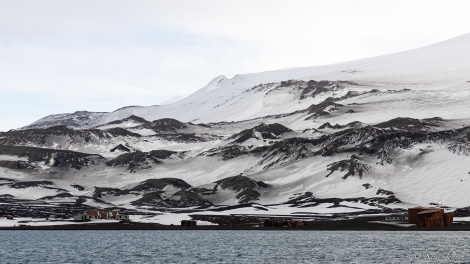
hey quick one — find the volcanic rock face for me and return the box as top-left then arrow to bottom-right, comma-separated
106,150 -> 178,172
3,34 -> 470,217
146,118 -> 188,133
230,123 -> 291,143
213,175 -> 268,204
0,145 -> 106,170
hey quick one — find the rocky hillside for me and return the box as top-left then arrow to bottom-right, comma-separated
2,34 -> 470,220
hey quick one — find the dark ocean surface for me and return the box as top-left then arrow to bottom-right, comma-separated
0,230 -> 467,263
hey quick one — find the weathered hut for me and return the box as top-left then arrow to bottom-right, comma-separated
99,212 -> 109,219
6,215 -> 14,220
408,206 -> 428,224
85,210 -> 99,219
408,207 -> 453,227
417,209 -> 444,227
408,207 -> 441,225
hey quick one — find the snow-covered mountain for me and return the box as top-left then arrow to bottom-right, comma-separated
3,33 -> 470,222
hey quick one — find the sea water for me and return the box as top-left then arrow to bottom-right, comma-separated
0,230 -> 467,263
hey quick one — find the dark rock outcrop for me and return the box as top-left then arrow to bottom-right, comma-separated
230,123 -> 291,143
214,175 -> 268,203
146,118 -> 187,133
110,144 -> 131,153
106,150 -> 177,172
326,155 -> 371,179
130,178 -> 191,192
0,145 -> 105,170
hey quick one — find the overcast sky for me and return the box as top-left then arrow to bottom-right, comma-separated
1,0 -> 470,131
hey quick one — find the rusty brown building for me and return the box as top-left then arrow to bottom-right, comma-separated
99,212 -> 109,219
85,210 -> 99,219
408,206 -> 453,227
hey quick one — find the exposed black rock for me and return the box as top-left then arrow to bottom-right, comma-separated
130,178 -> 192,192
93,187 -> 123,198
105,127 -> 142,138
0,145 -> 105,170
71,184 -> 85,191
375,117 -> 442,131
206,145 -> 249,160
214,175 -> 268,203
300,80 -> 336,99
277,79 -> 353,100
286,194 -> 401,207
46,125 -> 74,132
0,125 -> 141,148
319,122 -> 340,130
0,126 -> 73,146
286,191 -> 314,204
374,189 -> 400,204
146,118 -> 187,133
131,189 -> 213,208
326,155 -> 371,179
21,111 -> 108,130
40,192 -> 74,200
255,137 -> 322,169
99,115 -> 150,127
10,180 -> 54,189
110,144 -> 131,153
169,189 -> 213,208
129,178 -> 213,208
230,123 -> 291,143
106,150 -> 177,172
157,133 -> 210,143
318,121 -> 362,130
376,188 -> 395,196
0,178 -> 16,182
305,98 -> 343,117
0,160 -> 35,169
314,120 -> 470,162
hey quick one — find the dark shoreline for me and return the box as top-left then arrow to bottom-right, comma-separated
3,218 -> 470,231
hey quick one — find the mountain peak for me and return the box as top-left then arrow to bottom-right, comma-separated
198,75 -> 228,93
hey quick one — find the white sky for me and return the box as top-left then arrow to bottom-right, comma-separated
1,0 -> 470,131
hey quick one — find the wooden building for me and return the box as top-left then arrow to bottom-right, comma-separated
85,210 -> 99,219
408,206 -> 453,227
99,212 -> 109,219
417,209 -> 444,227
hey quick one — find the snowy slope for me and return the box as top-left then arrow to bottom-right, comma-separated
23,33 -> 470,130
95,33 -> 470,126
3,33 -> 470,222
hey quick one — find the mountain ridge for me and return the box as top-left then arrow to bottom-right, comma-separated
3,34 -> 470,224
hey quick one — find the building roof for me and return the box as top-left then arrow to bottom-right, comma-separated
85,210 -> 99,216
409,206 -> 444,211
417,209 -> 442,215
